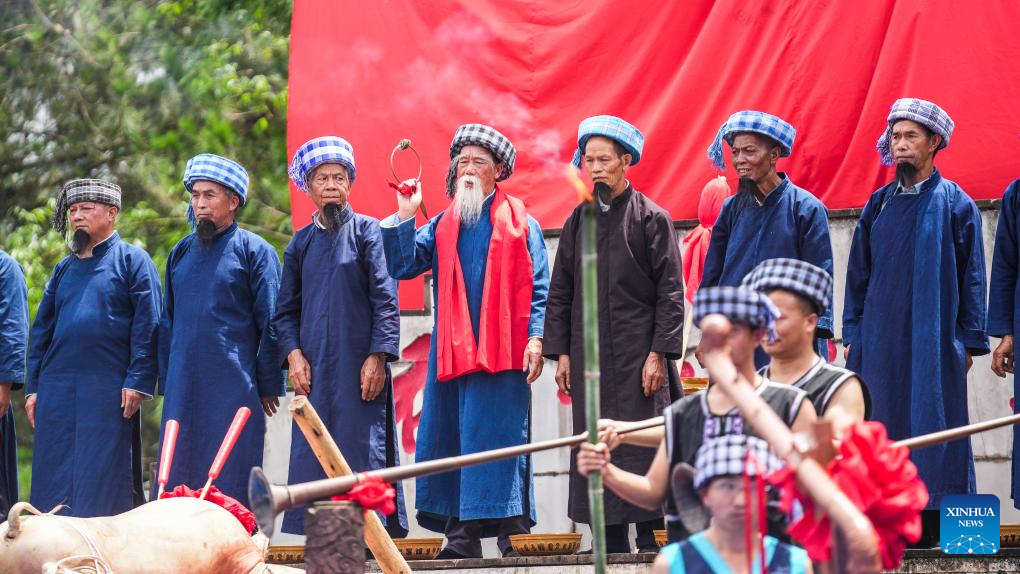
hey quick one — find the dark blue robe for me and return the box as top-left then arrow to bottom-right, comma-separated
156,223 -> 283,508
381,194 -> 549,533
986,178 -> 1020,508
702,175 -> 834,366
0,250 -> 28,516
844,170 -> 988,508
27,233 -> 161,517
276,206 -> 407,535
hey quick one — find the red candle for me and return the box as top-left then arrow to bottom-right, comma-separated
208,407 -> 251,480
157,419 -> 180,489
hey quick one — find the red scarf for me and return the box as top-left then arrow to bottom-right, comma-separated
682,176 -> 731,303
435,187 -> 533,381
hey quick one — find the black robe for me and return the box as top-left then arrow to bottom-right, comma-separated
544,186 -> 685,525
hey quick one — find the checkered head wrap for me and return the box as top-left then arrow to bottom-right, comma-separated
707,110 -> 796,171
571,115 -> 645,168
53,179 -> 122,234
288,136 -> 357,193
446,124 -> 515,197
183,153 -> 249,226
742,258 -> 833,315
876,98 -> 954,166
693,434 -> 784,490
694,286 -> 780,342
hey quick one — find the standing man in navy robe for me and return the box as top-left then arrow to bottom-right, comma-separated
27,179 -> 161,517
987,177 -> 1020,509
276,136 -> 407,536
701,111 -> 834,367
844,98 -> 988,546
156,154 -> 283,507
0,250 -> 28,516
382,125 -> 549,558
544,115 -> 685,553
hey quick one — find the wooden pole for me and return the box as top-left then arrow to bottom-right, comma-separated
894,412 -> 1020,451
290,395 -> 412,574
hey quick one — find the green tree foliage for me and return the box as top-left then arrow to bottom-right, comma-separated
1,0 -> 293,498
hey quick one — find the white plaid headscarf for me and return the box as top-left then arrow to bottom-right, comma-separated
876,98 -> 954,166
446,124 -> 515,197
742,258 -> 833,315
183,153 -> 249,226
693,434 -> 784,490
571,115 -> 645,168
707,110 -> 797,171
694,286 -> 781,343
288,136 -> 357,192
53,179 -> 122,234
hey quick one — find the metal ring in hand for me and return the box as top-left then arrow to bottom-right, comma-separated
390,139 -> 422,183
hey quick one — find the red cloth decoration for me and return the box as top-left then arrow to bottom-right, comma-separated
556,389 -> 572,405
767,421 -> 928,570
434,186 -> 533,381
160,484 -> 257,535
681,176 -> 731,303
332,476 -> 397,515
388,179 -> 418,196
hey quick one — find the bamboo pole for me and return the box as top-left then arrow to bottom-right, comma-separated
581,199 -> 606,572
289,395 -> 412,574
894,412 -> 1020,451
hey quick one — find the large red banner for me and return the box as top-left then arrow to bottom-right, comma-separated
289,0 -> 1020,307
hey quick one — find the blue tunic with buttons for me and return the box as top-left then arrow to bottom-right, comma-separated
381,195 -> 549,532
28,233 -> 161,517
0,251 -> 28,515
276,206 -> 408,535
702,176 -> 834,366
844,170 -> 988,508
156,223 -> 284,509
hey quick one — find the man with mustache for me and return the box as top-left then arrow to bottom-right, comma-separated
155,154 -> 284,508
27,179 -> 161,517
0,250 -> 28,516
276,136 -> 407,537
843,98 -> 988,547
702,111 -> 834,368
544,115 -> 685,553
381,124 -> 549,558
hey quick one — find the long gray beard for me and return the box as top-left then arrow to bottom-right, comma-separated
454,175 -> 485,226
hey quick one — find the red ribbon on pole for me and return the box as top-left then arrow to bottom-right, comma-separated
157,419 -> 180,498
200,407 -> 252,500
332,475 -> 397,515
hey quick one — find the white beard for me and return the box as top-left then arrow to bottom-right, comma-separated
453,175 -> 485,226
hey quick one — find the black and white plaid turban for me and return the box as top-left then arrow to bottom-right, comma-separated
742,258 -> 833,315
53,179 -> 122,234
694,286 -> 780,342
446,124 -> 516,196
693,434 -> 784,490
876,98 -> 954,166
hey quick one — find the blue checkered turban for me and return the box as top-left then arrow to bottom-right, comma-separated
694,286 -> 780,342
707,110 -> 796,171
876,98 -> 954,166
53,179 -> 122,234
183,153 -> 249,225
742,258 -> 833,315
571,115 -> 645,168
447,124 -> 516,196
288,136 -> 357,192
693,434 -> 784,490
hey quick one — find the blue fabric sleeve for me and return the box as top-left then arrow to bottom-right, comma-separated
526,216 -> 550,339
843,193 -> 880,347
26,260 -> 66,396
274,234 -> 304,364
952,192 -> 990,355
380,213 -> 438,280
988,180 -> 1020,337
799,199 -> 836,339
700,197 -> 733,288
362,220 -> 401,361
252,240 -> 285,397
0,255 -> 28,389
122,251 -> 162,396
157,242 -> 183,394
